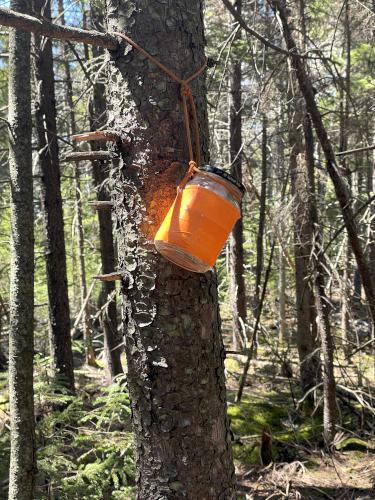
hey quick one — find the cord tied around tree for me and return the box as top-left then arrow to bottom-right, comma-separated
110,31 -> 206,186
111,31 -> 245,275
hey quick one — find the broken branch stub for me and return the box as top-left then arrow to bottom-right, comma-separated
93,272 -> 123,282
72,130 -> 120,143
89,201 -> 113,211
62,151 -> 112,163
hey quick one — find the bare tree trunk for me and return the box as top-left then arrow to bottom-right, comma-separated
287,0 -> 335,434
0,346 -> 6,371
367,131 -> 375,375
32,0 -> 75,392
339,0 -> 352,356
8,0 -> 36,497
278,250 -> 287,344
58,0 -> 96,366
341,235 -> 352,352
236,242 -> 276,402
277,103 -> 288,346
304,115 -> 336,443
368,132 -> 375,287
106,0 -> 235,496
312,242 -> 337,444
86,1 -> 123,379
73,157 -> 96,365
254,115 -> 267,315
0,295 -> 8,370
228,0 -> 246,350
353,161 -> 364,252
289,97 -> 320,401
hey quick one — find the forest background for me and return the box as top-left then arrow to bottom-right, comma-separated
0,0 -> 374,498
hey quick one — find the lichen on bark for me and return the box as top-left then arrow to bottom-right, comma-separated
106,0 -> 235,497
8,1 -> 36,498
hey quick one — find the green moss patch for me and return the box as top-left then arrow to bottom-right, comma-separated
227,389 -> 323,466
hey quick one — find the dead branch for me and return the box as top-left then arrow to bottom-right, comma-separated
221,0 -> 290,55
0,8 -> 117,49
336,144 -> 375,157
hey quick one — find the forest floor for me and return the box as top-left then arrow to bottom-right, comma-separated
1,335 -> 375,498
224,339 -> 375,499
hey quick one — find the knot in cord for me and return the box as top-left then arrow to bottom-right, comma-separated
177,160 -> 199,192
180,82 -> 192,98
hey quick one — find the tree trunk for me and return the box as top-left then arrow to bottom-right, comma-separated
304,115 -> 336,443
8,0 -> 36,498
300,123 -> 336,445
368,131 -> 375,288
289,97 -> 320,401
0,345 -> 7,371
106,1 -> 235,497
367,131 -> 375,375
74,162 -> 96,365
87,1 -> 123,380
312,242 -> 337,444
277,106 -> 288,346
278,250 -> 287,345
32,0 -> 75,392
254,115 -> 267,315
339,0 -> 352,355
58,0 -> 96,366
0,296 -> 8,371
300,56 -> 336,445
228,0 -> 246,350
341,235 -> 352,353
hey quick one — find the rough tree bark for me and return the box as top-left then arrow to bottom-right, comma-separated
8,0 -> 36,498
87,1 -> 123,379
32,0 -> 75,392
282,0 -> 321,405
228,0 -> 247,350
106,0 -> 235,497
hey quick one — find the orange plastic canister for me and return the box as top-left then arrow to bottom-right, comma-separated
154,165 -> 245,273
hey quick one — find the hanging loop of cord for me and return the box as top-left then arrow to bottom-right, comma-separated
110,31 -> 206,177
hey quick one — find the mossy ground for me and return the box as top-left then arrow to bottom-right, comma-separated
224,347 -> 375,499
225,354 -> 323,468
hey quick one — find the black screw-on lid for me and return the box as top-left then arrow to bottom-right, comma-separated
199,165 -> 246,195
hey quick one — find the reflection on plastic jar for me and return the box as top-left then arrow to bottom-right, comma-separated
154,165 -> 245,273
